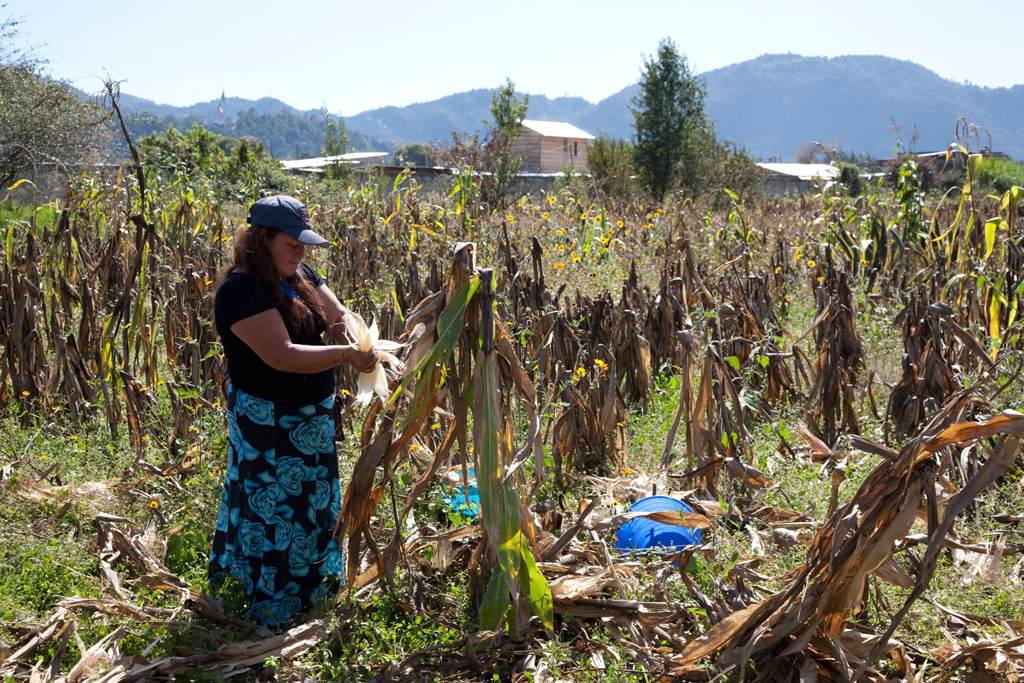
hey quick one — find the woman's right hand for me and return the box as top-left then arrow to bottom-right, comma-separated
342,345 -> 379,374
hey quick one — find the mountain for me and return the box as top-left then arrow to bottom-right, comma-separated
112,91 -> 302,121
345,90 -> 596,145
701,54 -> 1024,161
97,54 -> 1024,162
92,91 -> 391,157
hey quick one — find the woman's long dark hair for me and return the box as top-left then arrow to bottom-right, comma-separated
222,225 -> 327,335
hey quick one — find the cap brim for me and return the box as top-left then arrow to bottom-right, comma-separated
283,226 -> 329,246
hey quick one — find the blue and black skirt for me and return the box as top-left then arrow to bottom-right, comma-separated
209,385 -> 343,628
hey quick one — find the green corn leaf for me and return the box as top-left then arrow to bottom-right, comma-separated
479,569 -> 511,631
984,217 -> 1001,261
1000,186 -> 1023,213
388,276 -> 480,413
519,533 -> 553,631
475,349 -> 504,552
968,153 -> 983,179
724,356 -> 740,370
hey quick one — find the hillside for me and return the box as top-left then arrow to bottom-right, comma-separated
101,54 -> 1024,162
701,54 -> 1024,161
101,92 -> 391,157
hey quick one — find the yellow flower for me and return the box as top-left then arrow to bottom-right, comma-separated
149,501 -> 159,510
545,196 -> 556,204
807,260 -> 816,268
21,391 -> 29,397
557,244 -> 565,252
578,436 -> 586,443
410,444 -> 421,452
580,212 -> 588,220
786,295 -> 793,302
554,262 -> 565,270
39,455 -> 47,460
340,389 -> 350,396
622,467 -> 631,476
775,266 -> 782,274
817,276 -> 825,282
506,214 -> 514,222
616,220 -> 624,228
542,212 -> 549,220
70,435 -> 77,440
572,256 -> 581,264
431,422 -> 441,430
594,359 -> 609,372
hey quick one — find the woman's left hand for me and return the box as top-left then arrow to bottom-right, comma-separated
342,345 -> 379,374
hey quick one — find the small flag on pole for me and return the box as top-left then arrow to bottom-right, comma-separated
217,89 -> 225,117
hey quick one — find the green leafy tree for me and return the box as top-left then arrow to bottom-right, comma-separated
588,133 -> 634,199
630,38 -> 713,201
0,14 -> 105,188
137,123 -> 288,201
320,106 -> 351,184
391,142 -> 432,167
481,78 -> 529,209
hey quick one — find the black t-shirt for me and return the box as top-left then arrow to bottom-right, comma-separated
215,263 -> 334,406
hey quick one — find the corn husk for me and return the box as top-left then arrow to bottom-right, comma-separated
352,313 -> 405,405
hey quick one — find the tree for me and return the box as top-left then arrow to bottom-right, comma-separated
480,78 -> 528,209
320,106 -> 351,184
588,133 -> 634,199
630,38 -> 713,201
392,142 -> 432,167
0,14 -> 104,188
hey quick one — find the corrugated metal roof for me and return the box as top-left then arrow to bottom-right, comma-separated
757,163 -> 840,181
280,152 -> 389,170
521,119 -> 595,140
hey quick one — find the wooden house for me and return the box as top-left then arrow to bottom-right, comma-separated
510,120 -> 595,173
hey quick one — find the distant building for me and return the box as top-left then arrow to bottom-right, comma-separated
510,120 -> 595,173
757,162 -> 841,197
280,152 -> 389,174
878,148 -> 1010,174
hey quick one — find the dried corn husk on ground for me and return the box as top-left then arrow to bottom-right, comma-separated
668,395 -> 1024,682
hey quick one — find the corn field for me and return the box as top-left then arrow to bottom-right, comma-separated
1,118 -> 1024,681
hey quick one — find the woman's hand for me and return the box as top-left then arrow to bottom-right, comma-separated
342,345 -> 379,374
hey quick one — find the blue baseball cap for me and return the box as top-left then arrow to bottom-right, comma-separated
247,195 -> 328,245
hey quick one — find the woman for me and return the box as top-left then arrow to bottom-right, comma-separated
209,194 -> 377,628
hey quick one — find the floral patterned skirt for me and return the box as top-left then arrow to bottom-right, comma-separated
208,385 -> 343,628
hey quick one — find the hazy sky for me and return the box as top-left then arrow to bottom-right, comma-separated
6,0 -> 1022,115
